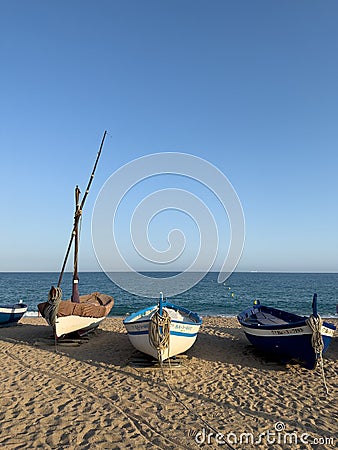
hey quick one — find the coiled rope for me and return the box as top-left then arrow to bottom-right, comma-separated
148,308 -> 171,362
306,314 -> 329,395
44,287 -> 62,328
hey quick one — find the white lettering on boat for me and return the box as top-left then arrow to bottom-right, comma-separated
271,328 -> 304,335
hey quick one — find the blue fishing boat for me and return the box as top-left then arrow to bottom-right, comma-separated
237,294 -> 336,369
124,293 -> 202,361
0,301 -> 28,327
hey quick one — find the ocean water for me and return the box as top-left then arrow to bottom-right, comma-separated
0,272 -> 337,318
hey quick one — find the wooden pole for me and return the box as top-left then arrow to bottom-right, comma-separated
57,131 -> 107,288
71,185 -> 81,302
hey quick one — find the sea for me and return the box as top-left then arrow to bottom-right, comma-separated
0,272 -> 337,318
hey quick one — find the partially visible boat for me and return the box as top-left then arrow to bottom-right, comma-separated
124,293 -> 202,361
0,301 -> 28,327
237,294 -> 336,369
38,131 -> 114,339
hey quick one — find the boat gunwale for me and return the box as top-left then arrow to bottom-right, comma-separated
238,305 -> 336,331
0,303 -> 28,309
0,304 -> 28,315
123,301 -> 202,325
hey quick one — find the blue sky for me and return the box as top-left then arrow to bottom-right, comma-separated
1,0 -> 337,273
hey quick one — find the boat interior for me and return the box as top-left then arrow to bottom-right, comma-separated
240,305 -> 304,327
250,311 -> 289,326
129,305 -> 199,324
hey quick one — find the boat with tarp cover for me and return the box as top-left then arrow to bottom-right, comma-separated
38,131 -> 114,338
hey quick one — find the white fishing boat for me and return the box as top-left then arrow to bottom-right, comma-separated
38,288 -> 114,338
38,132 -> 114,338
124,293 -> 202,361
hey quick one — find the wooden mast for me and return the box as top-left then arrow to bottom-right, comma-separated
71,185 -> 81,302
57,131 -> 108,294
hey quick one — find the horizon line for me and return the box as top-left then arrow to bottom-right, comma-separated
0,270 -> 337,274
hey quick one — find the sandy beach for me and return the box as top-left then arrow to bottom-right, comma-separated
0,316 -> 337,449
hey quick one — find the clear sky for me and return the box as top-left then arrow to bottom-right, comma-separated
1,0 -> 337,273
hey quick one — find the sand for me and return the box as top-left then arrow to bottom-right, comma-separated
0,316 -> 337,450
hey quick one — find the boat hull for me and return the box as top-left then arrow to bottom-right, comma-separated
54,315 -> 105,338
124,302 -> 202,361
241,322 -> 334,369
238,304 -> 336,369
38,292 -> 114,339
0,303 -> 28,327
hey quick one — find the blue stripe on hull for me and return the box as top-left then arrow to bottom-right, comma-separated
127,330 -> 149,336
170,330 -> 197,337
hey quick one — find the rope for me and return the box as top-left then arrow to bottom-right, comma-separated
44,287 -> 62,328
148,309 -> 171,362
147,306 -> 236,449
306,314 -> 329,395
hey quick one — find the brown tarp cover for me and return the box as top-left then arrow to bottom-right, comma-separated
38,292 -> 114,318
